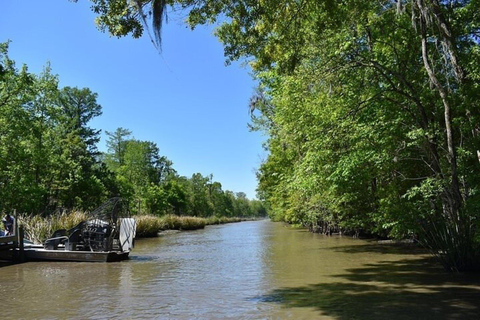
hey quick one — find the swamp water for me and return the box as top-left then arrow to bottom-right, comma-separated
1,220 -> 480,319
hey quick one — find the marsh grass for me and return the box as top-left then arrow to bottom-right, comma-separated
161,215 -> 206,230
136,215 -> 249,237
135,215 -> 164,237
205,216 -> 245,225
18,211 -> 250,242
18,211 -> 88,244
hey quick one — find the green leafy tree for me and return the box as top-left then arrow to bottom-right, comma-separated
163,176 -> 189,215
105,127 -> 132,170
53,86 -> 106,209
188,173 -> 214,217
105,129 -> 176,214
1,43 -> 260,220
0,42 -> 38,212
0,44 -> 109,212
86,0 -> 480,271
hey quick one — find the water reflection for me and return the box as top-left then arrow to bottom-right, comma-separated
255,256 -> 480,319
1,220 -> 480,319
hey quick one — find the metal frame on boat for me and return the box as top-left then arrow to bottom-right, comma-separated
1,198 -> 136,263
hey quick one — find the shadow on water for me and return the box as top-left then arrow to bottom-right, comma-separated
129,255 -> 161,262
253,243 -> 480,320
0,261 -> 15,268
328,241 -> 428,255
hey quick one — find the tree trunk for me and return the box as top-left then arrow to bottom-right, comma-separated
415,0 -> 463,217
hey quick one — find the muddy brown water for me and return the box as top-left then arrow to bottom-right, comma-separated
2,220 -> 480,319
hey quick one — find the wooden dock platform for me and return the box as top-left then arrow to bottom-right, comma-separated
0,219 -> 25,262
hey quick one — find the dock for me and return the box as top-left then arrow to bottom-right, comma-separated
0,218 -> 25,262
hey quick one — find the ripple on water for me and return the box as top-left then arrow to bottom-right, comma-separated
4,221 -> 480,320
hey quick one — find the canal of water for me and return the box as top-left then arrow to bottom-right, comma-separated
2,220 -> 480,319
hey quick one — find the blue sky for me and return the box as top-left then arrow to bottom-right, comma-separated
0,0 -> 266,199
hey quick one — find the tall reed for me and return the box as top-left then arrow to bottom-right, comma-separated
17,210 -> 249,242
134,215 -> 163,237
18,211 -> 88,244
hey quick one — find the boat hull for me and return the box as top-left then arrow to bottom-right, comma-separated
24,247 -> 129,262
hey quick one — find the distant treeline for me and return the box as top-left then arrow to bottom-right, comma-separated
0,43 -> 266,218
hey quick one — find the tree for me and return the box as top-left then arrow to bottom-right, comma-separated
104,129 -> 177,214
58,86 -> 102,156
1,43 -> 259,219
189,172 -> 213,217
105,127 -> 132,170
86,0 -> 480,271
53,86 -> 106,209
0,42 -> 39,212
0,44 -> 109,212
163,176 -> 189,215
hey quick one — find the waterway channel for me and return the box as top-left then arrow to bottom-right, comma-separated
2,220 -> 480,319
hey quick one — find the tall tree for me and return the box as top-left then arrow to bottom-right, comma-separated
105,127 -> 132,170
1,43 -> 109,212
0,42 -> 38,212
86,0 -> 480,270
53,86 -> 106,209
58,86 -> 102,155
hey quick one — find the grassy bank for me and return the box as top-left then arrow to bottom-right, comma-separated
135,215 -> 248,238
18,212 -> 250,243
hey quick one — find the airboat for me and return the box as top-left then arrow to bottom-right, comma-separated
24,198 -> 136,262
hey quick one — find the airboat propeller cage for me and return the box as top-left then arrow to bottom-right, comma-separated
83,197 -> 135,252
43,198 -> 136,253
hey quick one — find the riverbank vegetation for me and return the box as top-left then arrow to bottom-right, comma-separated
18,211 -> 248,243
0,42 -> 266,231
135,214 -> 248,237
87,1 -> 480,271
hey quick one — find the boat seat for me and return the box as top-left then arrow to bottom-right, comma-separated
68,221 -> 85,234
44,229 -> 68,250
65,228 -> 82,251
44,236 -> 68,250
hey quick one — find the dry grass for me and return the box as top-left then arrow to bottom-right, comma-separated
135,215 -> 207,236
136,215 -> 248,237
205,216 -> 245,225
159,215 -> 206,231
135,215 -> 164,237
18,211 -> 88,244
17,211 -> 249,242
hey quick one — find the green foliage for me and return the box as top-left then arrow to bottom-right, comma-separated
239,0 -> 480,270
85,0 -> 480,271
0,43 -> 112,212
0,43 -> 265,221
89,0 -> 146,38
